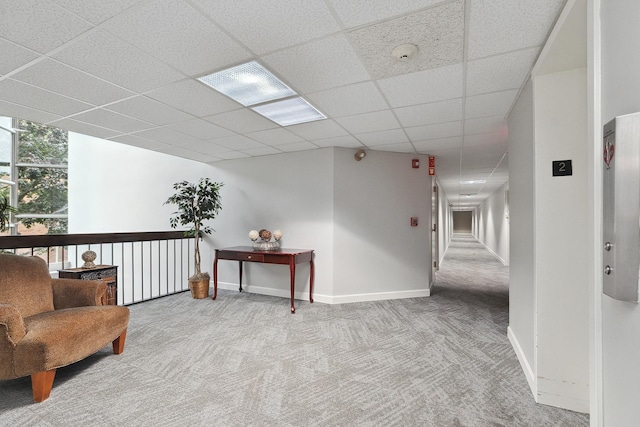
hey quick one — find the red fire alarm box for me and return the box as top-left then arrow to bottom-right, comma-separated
412,159 -> 419,168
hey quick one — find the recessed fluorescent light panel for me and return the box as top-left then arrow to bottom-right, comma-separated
198,61 -> 296,107
460,179 -> 486,185
251,97 -> 326,126
198,61 -> 326,126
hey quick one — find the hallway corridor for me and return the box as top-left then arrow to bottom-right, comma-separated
431,234 -> 588,425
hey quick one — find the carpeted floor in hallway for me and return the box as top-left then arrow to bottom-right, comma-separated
0,234 -> 588,425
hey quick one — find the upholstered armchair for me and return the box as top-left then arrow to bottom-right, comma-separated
0,253 -> 130,402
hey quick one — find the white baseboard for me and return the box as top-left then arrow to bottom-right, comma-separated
481,241 -> 507,265
508,326 -> 536,397
537,378 -> 590,414
330,288 -> 431,304
215,281 -> 430,305
507,327 -> 589,414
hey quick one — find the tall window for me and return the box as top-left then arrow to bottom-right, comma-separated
0,117 -> 68,236
0,117 -> 15,237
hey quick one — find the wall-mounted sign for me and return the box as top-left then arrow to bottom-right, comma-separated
428,156 -> 435,176
552,160 -> 572,176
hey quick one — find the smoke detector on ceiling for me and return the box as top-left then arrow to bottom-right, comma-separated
391,44 -> 418,61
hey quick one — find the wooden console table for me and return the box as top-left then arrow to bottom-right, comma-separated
213,246 -> 314,313
58,265 -> 118,306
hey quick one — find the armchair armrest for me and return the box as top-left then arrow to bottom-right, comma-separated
51,278 -> 107,309
0,303 -> 26,345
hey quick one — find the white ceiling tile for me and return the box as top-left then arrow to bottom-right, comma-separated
463,115 -> 507,136
466,48 -> 539,96
355,128 -> 408,146
0,0 -> 93,53
108,134 -> 172,151
277,141 -> 319,152
312,135 -> 363,148
245,128 -> 303,146
106,95 -> 193,126
307,82 -> 388,118
421,147 -> 460,166
205,109 -> 278,134
287,119 -> 348,140
0,39 -> 40,76
336,110 -> 400,135
216,151 -> 251,160
462,150 -> 507,170
348,1 -> 464,79
463,133 -> 507,147
413,136 -> 462,152
12,59 -> 135,106
131,127 -> 202,147
210,135 -> 265,150
378,63 -> 463,107
145,80 -> 241,118
395,98 -> 463,127
468,0 -> 564,59
102,0 -> 251,76
51,0 -> 144,25
329,0 -> 447,28
405,121 -> 462,142
0,79 -> 93,116
160,144 -> 223,162
242,147 -> 283,157
0,100 -> 62,125
372,143 -> 416,153
193,0 -> 340,54
52,118 -> 122,139
72,108 -> 155,133
53,29 -> 184,93
178,141 -> 231,155
263,35 -> 370,93
168,118 -> 234,140
465,90 -> 518,119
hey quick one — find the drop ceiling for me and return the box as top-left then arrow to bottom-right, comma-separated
0,0 -> 566,208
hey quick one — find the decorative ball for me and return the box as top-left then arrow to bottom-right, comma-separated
273,230 -> 283,241
259,229 -> 272,241
81,250 -> 97,269
249,230 -> 259,241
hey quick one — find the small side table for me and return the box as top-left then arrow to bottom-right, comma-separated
58,265 -> 118,305
213,247 -> 314,313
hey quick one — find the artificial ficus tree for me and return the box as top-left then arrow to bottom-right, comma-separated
164,178 -> 223,280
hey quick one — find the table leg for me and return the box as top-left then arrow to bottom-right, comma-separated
290,259 -> 296,313
309,257 -> 314,304
212,254 -> 218,300
238,261 -> 243,292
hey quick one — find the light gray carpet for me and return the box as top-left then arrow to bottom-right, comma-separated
0,234 -> 589,426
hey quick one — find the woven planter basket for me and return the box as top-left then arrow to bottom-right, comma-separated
189,279 -> 210,299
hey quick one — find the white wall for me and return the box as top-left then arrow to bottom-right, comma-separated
333,149 -> 432,301
69,139 -> 435,305
600,0 -> 640,424
477,182 -> 509,265
437,180 -> 451,264
69,133 -> 213,233
207,147 -> 433,304
68,133 -> 213,233
507,79 -> 537,393
207,148 -> 334,302
533,67 -> 589,412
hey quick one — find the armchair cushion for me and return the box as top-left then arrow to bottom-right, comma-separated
52,278 -> 106,309
14,305 -> 129,377
0,255 -> 54,318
